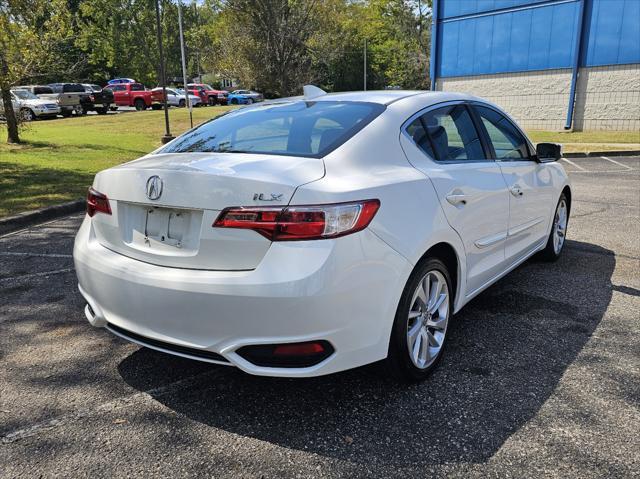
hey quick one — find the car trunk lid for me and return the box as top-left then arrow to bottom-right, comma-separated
90,152 -> 324,270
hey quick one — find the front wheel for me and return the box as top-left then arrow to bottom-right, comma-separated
246,98 -> 253,105
208,97 -> 216,106
385,258 -> 452,382
20,108 -> 35,122
97,107 -> 108,115
538,193 -> 569,261
178,99 -> 186,107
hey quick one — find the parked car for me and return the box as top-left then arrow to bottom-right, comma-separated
152,87 -> 201,108
0,89 -> 60,121
104,82 -> 157,111
186,83 -> 227,106
229,90 -> 264,104
15,84 -> 80,117
47,83 -> 92,117
227,89 -> 263,105
74,88 -> 570,381
82,84 -> 115,115
107,78 -> 136,85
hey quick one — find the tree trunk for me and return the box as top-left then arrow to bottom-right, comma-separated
1,85 -> 20,144
0,51 -> 20,144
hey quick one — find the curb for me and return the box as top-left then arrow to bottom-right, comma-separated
564,150 -> 640,158
0,199 -> 85,236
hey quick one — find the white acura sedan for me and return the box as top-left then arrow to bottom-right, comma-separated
74,87 -> 570,381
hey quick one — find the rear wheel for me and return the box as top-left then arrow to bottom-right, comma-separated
61,110 -> 72,117
97,107 -> 108,115
385,258 -> 452,382
246,98 -> 253,105
134,99 -> 146,111
538,193 -> 569,262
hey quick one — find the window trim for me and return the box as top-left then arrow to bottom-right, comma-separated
469,101 -> 536,162
400,100 -> 495,164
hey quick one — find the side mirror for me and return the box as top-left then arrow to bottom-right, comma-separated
536,142 -> 562,162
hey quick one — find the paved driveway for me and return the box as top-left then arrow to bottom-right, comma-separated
1,157 -> 639,478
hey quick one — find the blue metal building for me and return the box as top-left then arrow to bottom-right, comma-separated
431,0 -> 640,131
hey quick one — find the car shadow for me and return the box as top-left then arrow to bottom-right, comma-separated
117,239 -> 615,466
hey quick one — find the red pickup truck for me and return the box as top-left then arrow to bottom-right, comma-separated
104,82 -> 164,110
187,83 -> 228,106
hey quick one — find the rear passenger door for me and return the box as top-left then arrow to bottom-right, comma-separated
400,102 -> 510,297
472,104 -> 553,263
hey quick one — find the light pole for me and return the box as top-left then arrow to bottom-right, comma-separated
177,0 -> 193,129
154,0 -> 174,144
363,38 -> 367,91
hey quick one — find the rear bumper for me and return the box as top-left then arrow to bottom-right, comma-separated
74,216 -> 411,377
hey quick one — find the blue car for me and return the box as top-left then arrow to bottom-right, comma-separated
227,90 -> 263,105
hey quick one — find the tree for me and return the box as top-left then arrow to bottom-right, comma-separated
203,0 -> 321,97
0,0 -> 80,143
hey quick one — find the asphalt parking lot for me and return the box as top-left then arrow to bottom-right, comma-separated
1,156 -> 638,478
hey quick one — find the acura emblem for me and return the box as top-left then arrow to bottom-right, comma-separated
146,175 -> 163,200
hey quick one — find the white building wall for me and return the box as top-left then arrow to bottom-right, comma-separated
437,64 -> 640,132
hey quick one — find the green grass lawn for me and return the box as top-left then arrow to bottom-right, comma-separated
0,107 -> 234,217
1,108 -> 638,217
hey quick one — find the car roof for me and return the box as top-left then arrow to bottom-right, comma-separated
301,90 -> 477,106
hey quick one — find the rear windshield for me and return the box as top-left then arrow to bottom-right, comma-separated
160,100 -> 385,158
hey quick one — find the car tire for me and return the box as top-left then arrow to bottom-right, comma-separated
97,107 -> 108,115
179,99 -> 186,108
134,99 -> 146,111
109,106 -> 118,112
208,97 -> 215,106
20,108 -> 35,122
385,257 -> 453,382
61,110 -> 72,118
246,98 -> 253,105
538,192 -> 569,262
231,98 -> 238,105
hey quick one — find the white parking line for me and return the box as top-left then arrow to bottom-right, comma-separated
0,252 -> 73,259
601,156 -> 633,170
0,268 -> 74,283
561,158 -> 587,171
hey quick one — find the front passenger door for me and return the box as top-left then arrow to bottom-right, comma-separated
472,104 -> 553,263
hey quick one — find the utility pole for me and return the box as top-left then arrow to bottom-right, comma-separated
363,38 -> 367,91
194,0 -> 202,83
154,0 -> 173,144
177,0 -> 193,129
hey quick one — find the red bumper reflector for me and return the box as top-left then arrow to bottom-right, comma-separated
273,342 -> 326,356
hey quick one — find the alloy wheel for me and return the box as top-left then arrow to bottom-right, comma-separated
406,270 -> 450,369
553,199 -> 568,254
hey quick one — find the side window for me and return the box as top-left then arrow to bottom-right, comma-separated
475,106 -> 530,160
407,105 -> 486,162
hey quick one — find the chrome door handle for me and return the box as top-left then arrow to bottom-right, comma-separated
510,185 -> 524,197
446,193 -> 467,206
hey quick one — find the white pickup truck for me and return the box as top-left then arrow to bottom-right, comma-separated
0,89 -> 60,121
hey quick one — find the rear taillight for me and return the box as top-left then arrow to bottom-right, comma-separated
213,199 -> 380,241
86,187 -> 111,217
